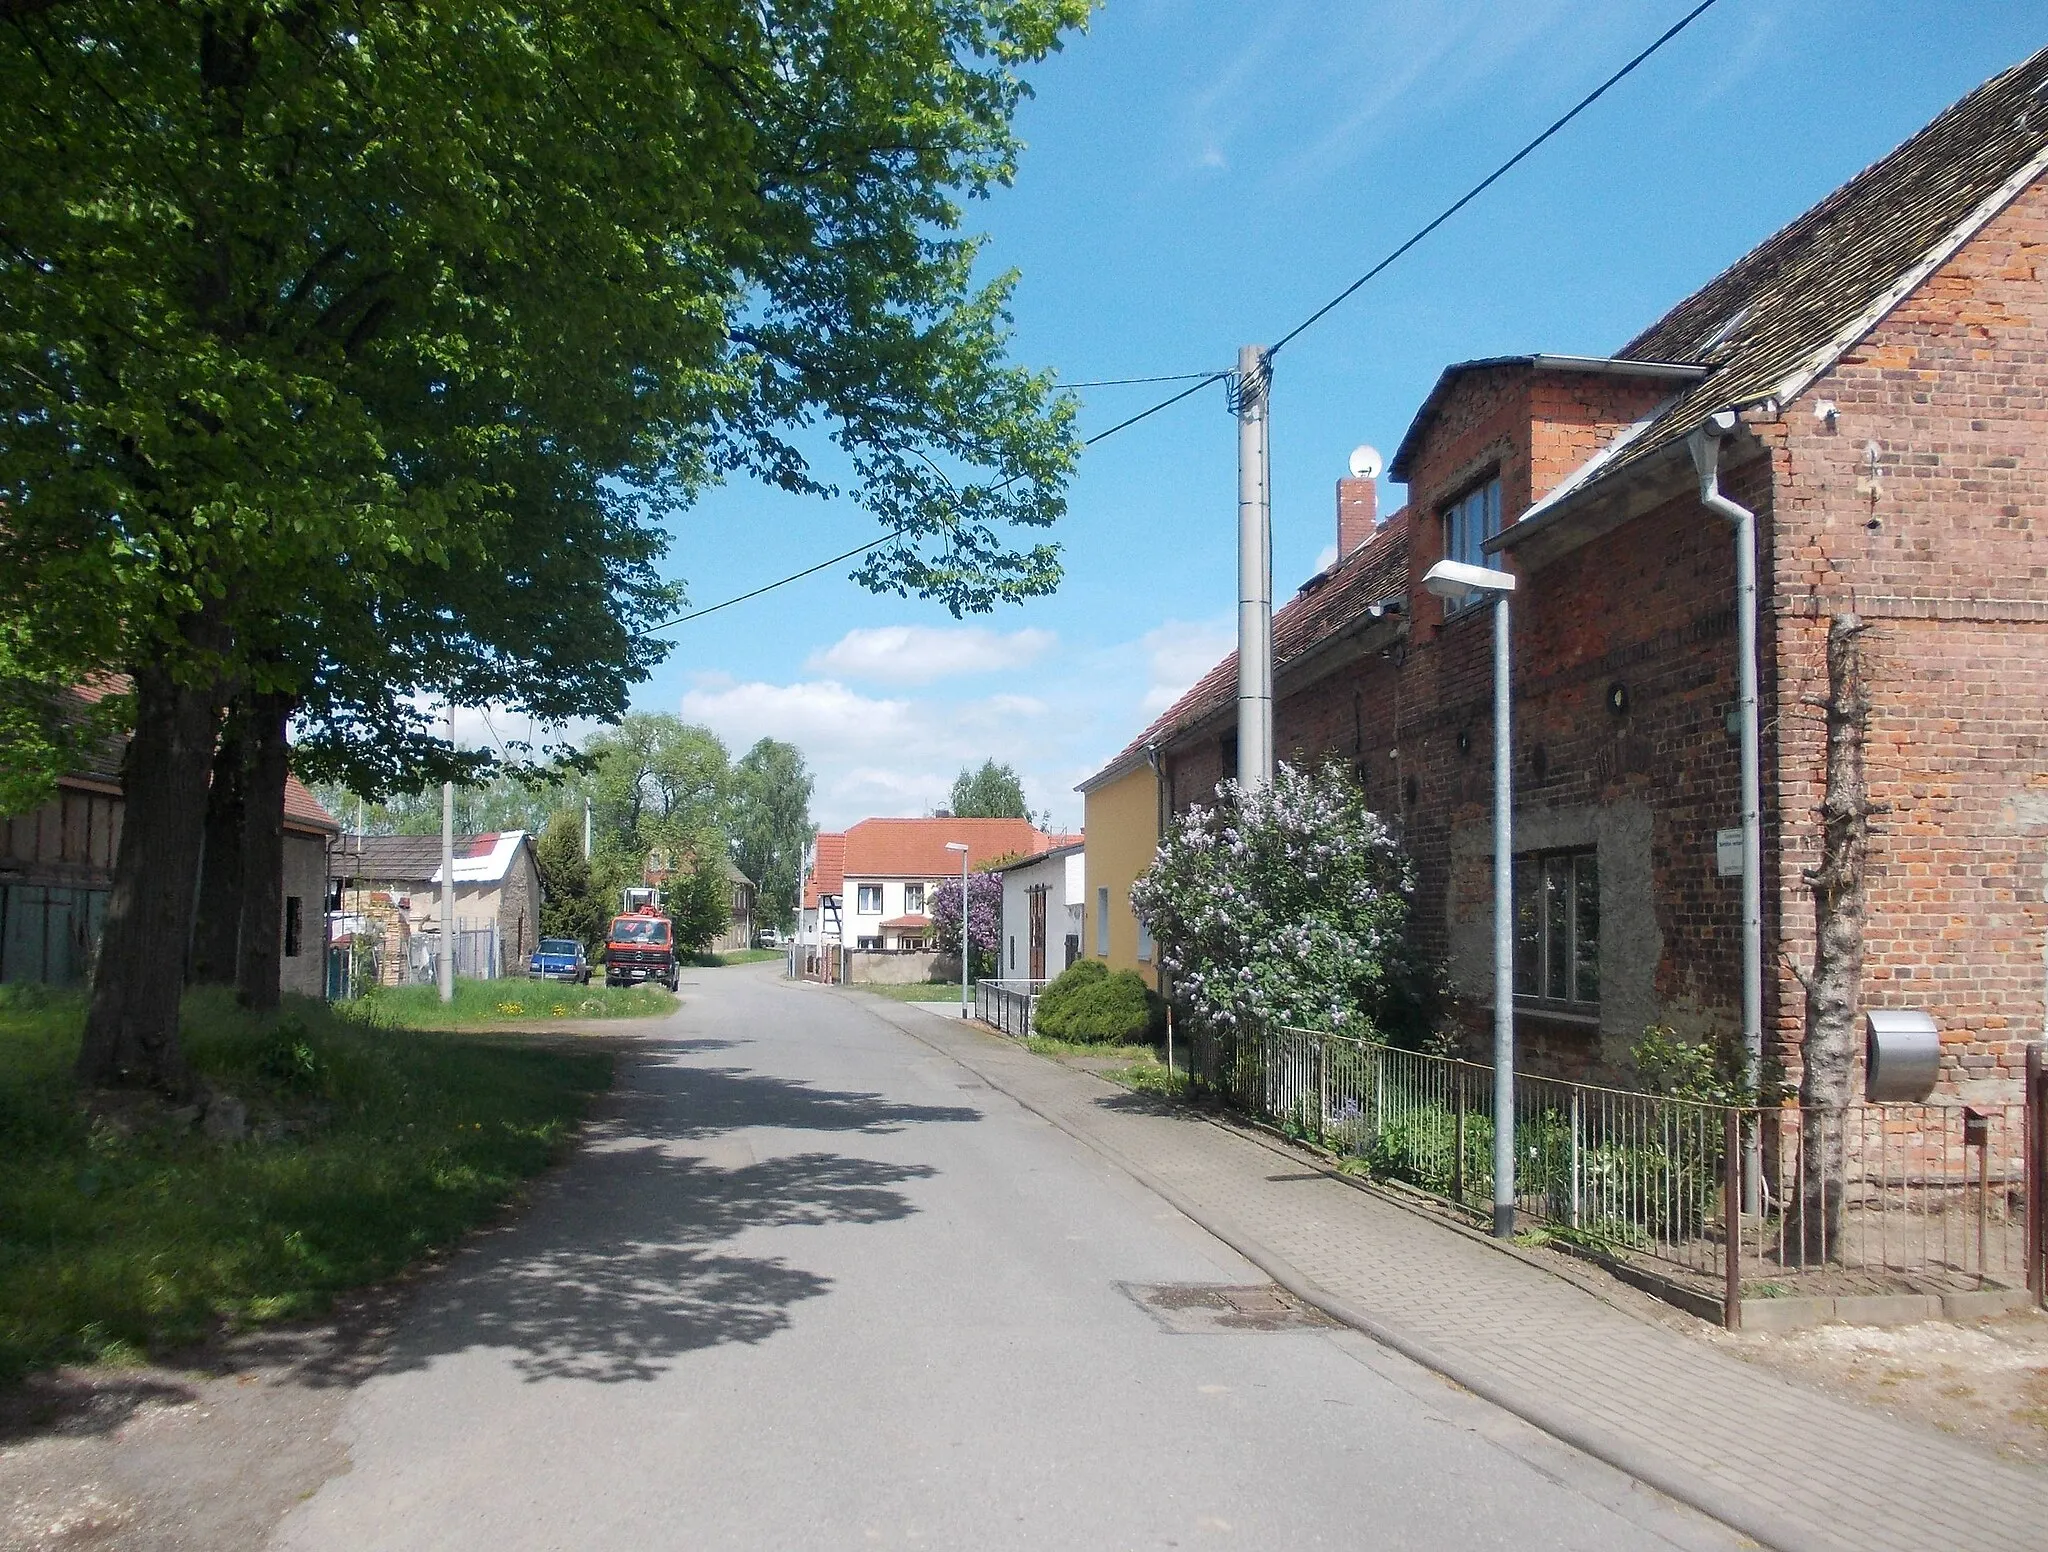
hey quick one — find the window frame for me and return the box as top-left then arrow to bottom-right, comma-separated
1512,847 -> 1600,1010
856,884 -> 883,915
1440,475 -> 1503,615
902,882 -> 925,915
1095,886 -> 1110,956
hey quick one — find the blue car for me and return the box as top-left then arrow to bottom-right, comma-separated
527,937 -> 591,984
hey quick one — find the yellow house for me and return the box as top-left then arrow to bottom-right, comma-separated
1075,757 -> 1161,989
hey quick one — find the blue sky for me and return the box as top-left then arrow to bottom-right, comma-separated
618,0 -> 2042,831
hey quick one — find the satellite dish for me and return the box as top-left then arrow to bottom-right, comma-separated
1348,444 -> 1383,481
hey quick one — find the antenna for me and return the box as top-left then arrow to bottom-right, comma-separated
1348,444 -> 1384,481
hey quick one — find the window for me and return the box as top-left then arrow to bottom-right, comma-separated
1096,886 -> 1110,955
1441,476 -> 1503,613
1514,850 -> 1599,1006
284,897 -> 303,958
1064,934 -> 1080,969
857,935 -> 882,950
903,883 -> 925,914
857,885 -> 883,914
1009,935 -> 1016,971
1135,911 -> 1154,964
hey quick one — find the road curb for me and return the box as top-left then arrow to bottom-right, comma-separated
861,997 -> 1799,1552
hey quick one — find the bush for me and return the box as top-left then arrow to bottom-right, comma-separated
1037,968 -> 1161,1045
1032,960 -> 1106,1033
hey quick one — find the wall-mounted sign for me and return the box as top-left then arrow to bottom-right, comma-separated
1716,828 -> 1743,877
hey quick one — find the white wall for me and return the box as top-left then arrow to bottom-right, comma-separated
839,876 -> 938,949
998,851 -> 1082,982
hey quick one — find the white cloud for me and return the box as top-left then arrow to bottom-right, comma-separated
804,623 -> 1056,685
679,674 -> 1064,829
1137,617 -> 1235,715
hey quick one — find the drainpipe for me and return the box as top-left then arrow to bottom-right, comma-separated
1688,409 -> 1764,1212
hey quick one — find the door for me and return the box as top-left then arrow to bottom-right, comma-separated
1028,887 -> 1046,980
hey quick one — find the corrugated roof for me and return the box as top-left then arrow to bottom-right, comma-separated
840,817 -> 1061,879
1585,45 -> 2048,490
339,830 -> 532,885
1080,512 -> 1411,790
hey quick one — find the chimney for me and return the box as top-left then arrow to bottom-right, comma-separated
1337,477 -> 1378,558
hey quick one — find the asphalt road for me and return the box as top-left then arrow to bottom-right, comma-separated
273,966 -> 1738,1551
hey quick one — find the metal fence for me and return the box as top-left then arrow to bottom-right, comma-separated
976,977 -> 1047,1038
1187,1022 -> 2047,1319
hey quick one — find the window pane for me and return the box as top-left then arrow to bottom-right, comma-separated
1513,857 -> 1539,997
1544,858 -> 1570,1001
1572,853 -> 1600,1003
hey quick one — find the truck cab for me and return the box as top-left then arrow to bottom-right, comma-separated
604,903 -> 677,991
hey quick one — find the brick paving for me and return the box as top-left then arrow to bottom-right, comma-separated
871,998 -> 2048,1552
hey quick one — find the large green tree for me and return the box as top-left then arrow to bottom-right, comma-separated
728,739 -> 814,930
2,0 -> 1086,1087
950,759 -> 1030,819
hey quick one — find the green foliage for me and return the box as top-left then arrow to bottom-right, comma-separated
1632,1024 -> 1771,1107
672,852 -> 733,954
727,739 -> 814,931
1034,965 -> 1159,1045
0,987 -> 610,1383
1032,959 -> 1106,1030
950,759 -> 1030,819
1133,763 -> 1416,1039
346,979 -> 674,1026
535,810 -> 607,950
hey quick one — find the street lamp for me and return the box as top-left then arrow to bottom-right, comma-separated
945,841 -> 971,1018
1423,558 -> 1519,1238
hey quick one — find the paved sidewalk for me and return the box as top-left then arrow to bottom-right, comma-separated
865,995 -> 2048,1552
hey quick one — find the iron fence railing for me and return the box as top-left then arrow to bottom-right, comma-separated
1186,1021 -> 2047,1321
976,977 -> 1047,1038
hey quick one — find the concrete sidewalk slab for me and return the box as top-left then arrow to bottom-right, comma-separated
858,992 -> 2048,1552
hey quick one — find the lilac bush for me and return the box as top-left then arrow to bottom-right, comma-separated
1131,763 -> 1413,1036
931,872 -> 1003,978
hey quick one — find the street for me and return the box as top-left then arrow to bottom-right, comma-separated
274,965 -> 1732,1550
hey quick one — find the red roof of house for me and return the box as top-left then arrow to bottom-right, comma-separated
284,774 -> 340,835
840,817 -> 1059,880
880,913 -> 932,930
802,832 -> 846,909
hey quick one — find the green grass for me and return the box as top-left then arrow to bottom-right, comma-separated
1023,1035 -> 1157,1061
714,948 -> 784,965
0,984 -> 611,1385
347,977 -> 674,1027
855,981 -> 976,1003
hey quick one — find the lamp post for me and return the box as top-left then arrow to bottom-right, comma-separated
1423,558 -> 1519,1238
946,841 -> 971,1018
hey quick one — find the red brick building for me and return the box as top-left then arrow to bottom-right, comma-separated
1090,48 -> 2048,1099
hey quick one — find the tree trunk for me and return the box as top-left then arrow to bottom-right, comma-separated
189,702 -> 248,985
1795,614 -> 1870,1262
76,660 -> 225,1091
235,691 -> 293,1011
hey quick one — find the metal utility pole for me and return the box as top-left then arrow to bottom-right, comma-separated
582,797 -> 593,862
439,703 -> 456,1005
1234,344 -> 1273,793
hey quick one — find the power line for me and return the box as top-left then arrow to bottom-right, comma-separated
1268,0 -> 1725,358
1058,370 -> 1229,388
640,0 -> 1724,635
637,369 -> 1232,634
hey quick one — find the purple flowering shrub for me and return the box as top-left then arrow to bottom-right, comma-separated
1131,762 -> 1412,1036
931,872 -> 1003,978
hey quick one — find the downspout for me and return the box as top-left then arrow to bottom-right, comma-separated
1688,409 -> 1764,1211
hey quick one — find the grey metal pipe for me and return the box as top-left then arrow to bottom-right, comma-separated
1236,344 -> 1273,792
1689,413 -> 1764,1213
439,775 -> 456,1004
1491,591 -> 1517,1238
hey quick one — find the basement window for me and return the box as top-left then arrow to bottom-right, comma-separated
1513,850 -> 1598,1007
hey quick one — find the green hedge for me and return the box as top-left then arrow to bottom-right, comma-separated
1034,963 -> 1162,1045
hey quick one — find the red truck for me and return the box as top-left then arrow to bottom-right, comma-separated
603,890 -> 678,991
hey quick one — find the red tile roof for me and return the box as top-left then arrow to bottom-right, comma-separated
880,913 -> 932,930
1082,512 -> 1411,790
840,817 -> 1059,879
283,774 -> 340,835
802,832 -> 846,909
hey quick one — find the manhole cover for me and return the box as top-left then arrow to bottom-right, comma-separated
1119,1282 -> 1337,1334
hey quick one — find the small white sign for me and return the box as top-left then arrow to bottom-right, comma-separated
1716,828 -> 1744,877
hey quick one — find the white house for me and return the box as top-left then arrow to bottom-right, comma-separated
998,840 -> 1085,983
833,816 -> 1063,952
